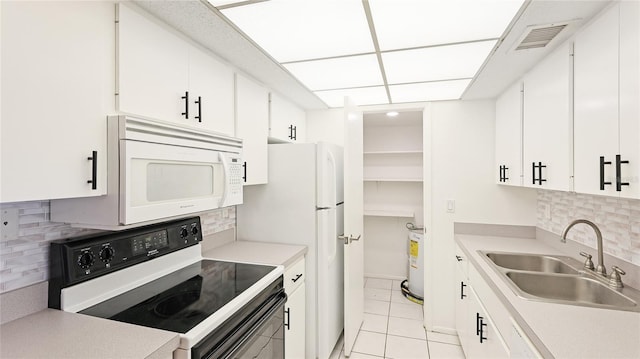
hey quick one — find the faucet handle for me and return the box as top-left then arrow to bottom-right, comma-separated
608,266 -> 626,289
579,251 -> 595,270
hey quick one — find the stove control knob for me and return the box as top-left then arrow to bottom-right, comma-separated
78,250 -> 95,269
180,228 -> 189,238
99,245 -> 115,263
191,226 -> 199,236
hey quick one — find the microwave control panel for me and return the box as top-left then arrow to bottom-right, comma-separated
223,153 -> 244,205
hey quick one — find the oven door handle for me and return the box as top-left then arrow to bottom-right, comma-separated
211,291 -> 287,359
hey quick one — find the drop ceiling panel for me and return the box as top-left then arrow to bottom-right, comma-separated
283,54 -> 383,91
369,0 -> 524,51
219,0 -> 374,63
314,86 -> 389,108
389,79 -> 471,103
382,41 -> 497,84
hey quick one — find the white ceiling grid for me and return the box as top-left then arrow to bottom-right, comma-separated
210,0 -> 525,107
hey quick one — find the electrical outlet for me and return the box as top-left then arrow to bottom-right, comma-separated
1,208 -> 19,241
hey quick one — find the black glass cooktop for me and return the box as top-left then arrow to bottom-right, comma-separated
80,260 -> 275,333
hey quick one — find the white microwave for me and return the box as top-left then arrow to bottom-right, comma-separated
51,116 -> 243,229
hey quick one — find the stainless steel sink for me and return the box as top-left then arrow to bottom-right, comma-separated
505,271 -> 638,309
477,250 -> 640,312
484,252 -> 580,274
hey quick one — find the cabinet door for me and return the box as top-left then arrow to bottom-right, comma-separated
574,4 -> 620,196
495,81 -> 523,186
269,92 -> 306,143
455,267 -> 470,354
618,0 -> 640,199
523,42 -> 572,191
188,46 -> 235,136
117,3 -> 189,124
285,283 -> 306,359
468,288 -> 509,359
235,74 -> 268,185
1,1 -> 112,202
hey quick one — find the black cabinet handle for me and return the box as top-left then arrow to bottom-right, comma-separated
194,96 -> 202,122
476,312 -> 482,336
242,161 -> 247,182
455,255 -> 462,262
284,308 -> 290,330
600,156 -> 612,190
480,318 -> 487,343
460,281 -> 467,299
291,273 -> 303,283
181,91 -> 189,119
87,151 -> 97,190
293,125 -> 297,140
616,154 -> 629,191
499,165 -> 509,182
288,125 -> 294,140
532,162 -> 547,185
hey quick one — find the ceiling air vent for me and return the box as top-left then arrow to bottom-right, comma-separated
515,24 -> 568,50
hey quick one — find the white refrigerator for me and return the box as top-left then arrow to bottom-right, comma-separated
237,142 -> 344,359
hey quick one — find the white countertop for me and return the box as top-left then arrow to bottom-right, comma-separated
456,234 -> 640,359
0,309 -> 180,359
202,240 -> 307,267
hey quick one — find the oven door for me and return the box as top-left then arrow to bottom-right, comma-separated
191,281 -> 286,359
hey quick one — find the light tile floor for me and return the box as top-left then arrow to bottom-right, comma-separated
329,277 -> 466,359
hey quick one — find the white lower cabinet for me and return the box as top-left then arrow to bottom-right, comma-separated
455,251 -> 510,358
285,282 -> 306,359
283,258 -> 306,358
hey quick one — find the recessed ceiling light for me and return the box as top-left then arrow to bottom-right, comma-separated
283,55 -> 383,91
386,111 -> 399,117
220,0 -> 374,62
382,41 -> 497,84
369,0 -> 525,51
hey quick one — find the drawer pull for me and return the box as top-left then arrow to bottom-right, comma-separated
291,274 -> 303,283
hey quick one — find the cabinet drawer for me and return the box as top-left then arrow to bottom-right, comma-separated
469,263 -> 510,345
284,257 -> 305,294
454,243 -> 468,279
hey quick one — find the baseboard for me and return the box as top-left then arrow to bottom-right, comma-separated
364,273 -> 407,282
430,326 -> 458,336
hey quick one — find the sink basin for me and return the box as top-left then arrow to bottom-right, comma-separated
484,252 -> 580,274
506,271 -> 638,309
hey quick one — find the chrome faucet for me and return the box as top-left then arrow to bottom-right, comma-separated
561,219 -> 606,276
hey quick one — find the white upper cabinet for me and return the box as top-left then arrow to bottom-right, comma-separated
522,41 -> 573,191
187,46 -> 235,136
117,4 -> 234,136
235,74 -> 269,185
1,1 -> 113,202
269,93 -> 306,143
495,81 -> 523,186
574,2 -> 640,198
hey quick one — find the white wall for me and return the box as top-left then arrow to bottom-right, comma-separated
306,108 -> 344,146
425,100 -> 537,332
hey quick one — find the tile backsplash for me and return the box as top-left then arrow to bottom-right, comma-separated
537,190 -> 640,265
0,201 -> 235,293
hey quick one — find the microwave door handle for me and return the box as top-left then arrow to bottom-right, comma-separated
219,153 -> 230,207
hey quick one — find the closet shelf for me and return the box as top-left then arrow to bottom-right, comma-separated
364,208 -> 415,218
363,150 -> 423,155
363,178 -> 423,182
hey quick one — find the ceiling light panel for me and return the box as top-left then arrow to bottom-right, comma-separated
314,86 -> 389,108
389,79 -> 471,103
369,0 -> 525,51
284,54 -> 383,91
220,0 -> 374,63
382,40 -> 496,84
